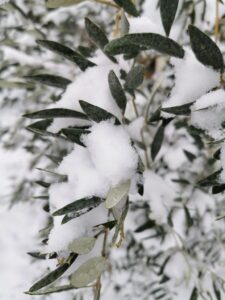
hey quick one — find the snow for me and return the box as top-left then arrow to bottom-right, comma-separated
144,171 -> 177,224
47,120 -> 138,251
83,120 -> 138,187
162,49 -> 220,110
48,51 -> 129,133
129,16 -> 163,34
191,89 -> 225,139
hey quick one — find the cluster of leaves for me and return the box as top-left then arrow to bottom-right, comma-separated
3,0 -> 225,299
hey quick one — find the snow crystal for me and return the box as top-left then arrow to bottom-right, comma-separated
144,171 -> 177,224
83,120 -> 138,187
191,89 -> 225,139
162,49 -> 220,110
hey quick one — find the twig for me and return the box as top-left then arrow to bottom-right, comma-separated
215,0 -> 220,42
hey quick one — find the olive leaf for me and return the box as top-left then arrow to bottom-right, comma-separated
46,0 -> 85,8
108,70 -> 127,113
105,180 -> 130,209
68,237 -> 96,255
24,74 -> 71,89
160,0 -> 179,36
71,257 -> 109,288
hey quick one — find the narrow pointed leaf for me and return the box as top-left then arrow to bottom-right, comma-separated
106,180 -> 130,209
61,128 -> 90,146
104,33 -> 185,58
25,284 -> 75,295
23,108 -> 88,120
53,196 -> 104,216
161,102 -> 194,115
198,169 -> 222,187
79,100 -> 120,124
37,40 -> 96,71
25,74 -> 71,89
108,70 -> 127,113
112,0 -> 139,16
189,25 -> 224,71
151,124 -> 164,161
160,0 -> 179,36
29,254 -> 78,292
125,64 -> 144,90
190,287 -> 198,300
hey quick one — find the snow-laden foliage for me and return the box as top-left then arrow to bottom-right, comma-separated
3,0 -> 225,300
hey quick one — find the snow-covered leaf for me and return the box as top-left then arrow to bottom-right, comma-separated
68,237 -> 96,254
28,254 -> 78,292
25,74 -> 71,89
71,256 -> 108,288
198,169 -> 222,187
61,128 -> 90,146
46,0 -> 85,8
23,108 -> 88,120
160,0 -> 179,36
104,33 -> 185,58
105,180 -> 130,209
108,70 -> 127,113
37,39 -> 96,71
112,0 -> 139,17
120,11 -> 130,35
52,196 -> 104,217
79,100 -> 120,124
189,25 -> 224,72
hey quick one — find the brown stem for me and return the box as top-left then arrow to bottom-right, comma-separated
215,0 -> 219,42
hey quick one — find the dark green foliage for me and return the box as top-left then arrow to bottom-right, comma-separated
213,281 -> 221,300
135,219 -> 156,233
26,285 -> 75,295
37,39 -> 96,71
112,0 -> 139,17
161,102 -> 194,115
27,119 -> 53,130
151,123 -> 164,161
27,252 -> 57,260
108,70 -> 127,113
28,253 -> 78,292
184,205 -> 194,227
125,64 -> 144,91
190,287 -> 198,300
24,74 -> 71,89
212,184 -> 225,194
183,150 -> 196,162
79,100 -> 120,124
160,0 -> 179,36
104,33 -> 185,58
189,25 -> 224,72
61,128 -> 90,146
53,196 -> 104,223
198,169 -> 222,187
23,108 -> 88,120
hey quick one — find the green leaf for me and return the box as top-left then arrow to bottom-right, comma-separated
27,119 -> 53,130
135,219 -> 156,233
161,102 -> 194,115
190,287 -> 198,300
184,205 -> 193,227
37,40 -> 96,71
79,100 -> 120,124
46,0 -> 85,8
213,281 -> 221,300
183,150 -> 196,162
0,80 -> 34,89
85,18 -> 116,63
151,124 -> 164,161
68,237 -> 96,254
27,252 -> 57,260
212,184 -> 225,194
108,70 -> 127,113
120,11 -> 130,35
105,180 -> 130,209
61,128 -> 90,146
53,196 -> 104,223
112,199 -> 129,246
29,254 -> 77,292
23,108 -> 88,120
198,169 -> 222,187
25,74 -> 71,89
93,220 -> 117,230
125,64 -> 144,90
71,257 -> 108,288
189,25 -> 224,71
160,0 -> 179,36
27,126 -> 68,141
112,0 -> 139,17
104,33 -> 185,58
25,284 -> 75,295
